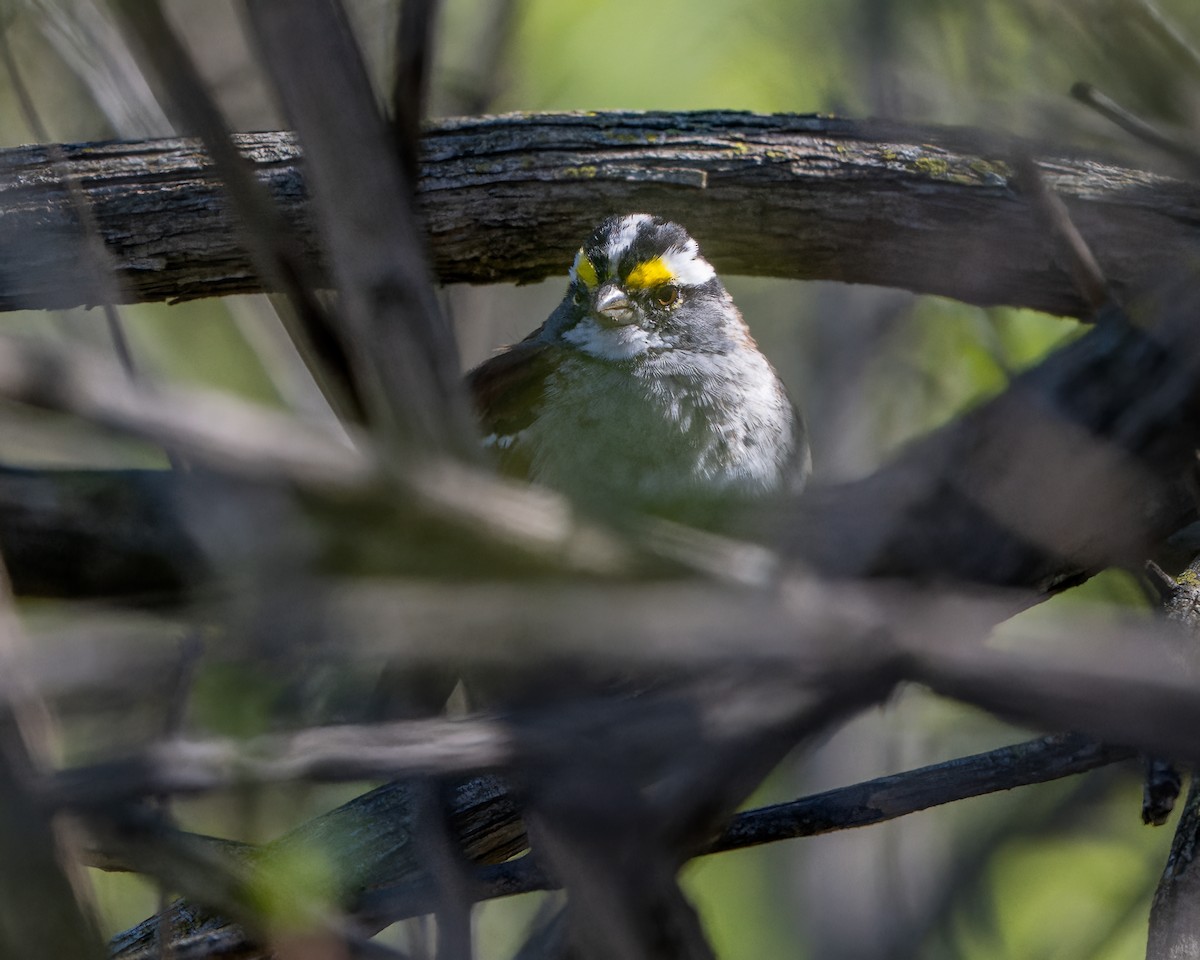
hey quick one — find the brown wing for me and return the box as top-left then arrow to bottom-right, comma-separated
466,339 -> 564,478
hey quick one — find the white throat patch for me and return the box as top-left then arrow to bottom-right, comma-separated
562,316 -> 669,360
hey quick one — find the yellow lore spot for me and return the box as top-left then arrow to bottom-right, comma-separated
573,249 -> 598,287
624,256 -> 674,290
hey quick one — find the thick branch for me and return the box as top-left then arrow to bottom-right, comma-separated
0,112 -> 1197,315
786,292 -> 1200,591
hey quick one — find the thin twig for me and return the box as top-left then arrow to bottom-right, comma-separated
44,716 -> 514,809
153,631 -> 203,960
1071,81 -> 1200,175
1120,0 -> 1200,82
1014,152 -> 1111,313
390,0 -> 440,186
31,0 -> 173,138
111,0 -> 366,424
0,554 -> 105,958
441,0 -> 516,115
0,20 -> 140,371
0,15 -> 185,475
354,733 -> 1132,924
0,335 -> 376,488
244,0 -> 475,455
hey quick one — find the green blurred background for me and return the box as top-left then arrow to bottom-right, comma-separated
2,0 -> 1198,956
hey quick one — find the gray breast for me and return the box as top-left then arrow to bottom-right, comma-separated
520,352 -> 801,508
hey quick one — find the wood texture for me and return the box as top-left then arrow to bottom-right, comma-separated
0,111 -> 1197,315
107,776 -> 525,960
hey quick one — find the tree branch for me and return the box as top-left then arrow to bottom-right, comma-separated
0,112 -> 1196,315
103,732 -> 1133,958
112,0 -> 368,424
243,0 -> 473,453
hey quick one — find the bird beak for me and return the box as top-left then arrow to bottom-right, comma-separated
592,283 -> 635,327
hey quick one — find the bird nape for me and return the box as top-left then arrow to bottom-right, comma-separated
468,214 -> 809,532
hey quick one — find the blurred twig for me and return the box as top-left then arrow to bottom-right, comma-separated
0,18 -> 133,361
0,555 -> 104,958
112,0 -> 367,425
437,0 -> 516,115
0,336 -> 375,488
1119,0 -> 1200,82
100,729 -> 1133,956
47,716 -> 515,807
390,0 -> 439,185
31,0 -> 172,138
1071,81 -> 1200,175
49,607 -> 1200,809
361,733 -> 1132,923
243,0 -> 474,455
6,263 -> 1200,598
1013,153 -> 1111,313
109,775 -> 526,960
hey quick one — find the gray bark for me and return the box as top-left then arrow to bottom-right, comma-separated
0,111 -> 1196,315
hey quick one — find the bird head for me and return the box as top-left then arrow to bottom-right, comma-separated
554,214 -> 735,360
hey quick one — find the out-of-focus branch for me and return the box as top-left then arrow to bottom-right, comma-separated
360,733 -> 1133,923
712,733 -> 1133,851
390,0 -> 439,184
46,716 -> 516,807
0,337 -> 375,488
108,774 -> 526,960
0,556 -> 104,958
1013,153 -> 1111,312
0,114 -> 1196,316
4,274 -> 1200,599
244,0 -> 474,454
1120,0 -> 1200,81
1070,82 -> 1200,175
112,0 -> 367,424
0,334 -> 660,594
104,728 -> 1135,957
786,291 -> 1200,591
49,570 -> 1200,808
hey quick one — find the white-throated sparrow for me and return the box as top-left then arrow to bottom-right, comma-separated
468,214 -> 809,525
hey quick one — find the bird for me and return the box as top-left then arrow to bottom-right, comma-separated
467,214 -> 809,528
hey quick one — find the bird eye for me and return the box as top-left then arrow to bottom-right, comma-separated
654,283 -> 680,307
